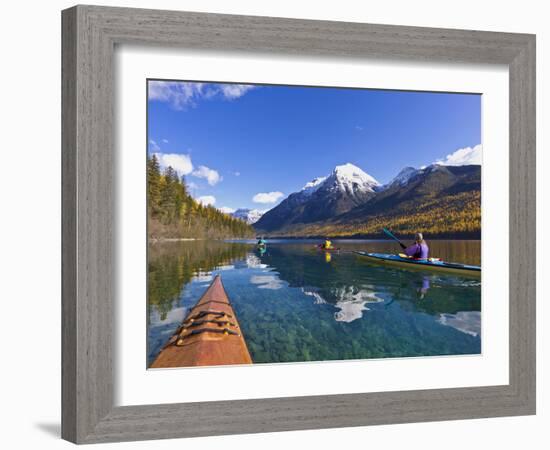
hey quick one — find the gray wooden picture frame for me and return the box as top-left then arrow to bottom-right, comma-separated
61,5 -> 536,444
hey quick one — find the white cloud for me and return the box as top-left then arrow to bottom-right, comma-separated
187,181 -> 199,191
148,81 -> 206,110
162,138 -> 169,144
148,80 -> 256,110
253,191 -> 285,204
192,165 -> 222,186
219,84 -> 256,99
233,171 -> 241,177
197,195 -> 216,206
154,153 -> 193,175
154,153 -> 222,187
148,139 -> 160,152
355,125 -> 364,131
435,144 -> 482,166
218,206 -> 236,214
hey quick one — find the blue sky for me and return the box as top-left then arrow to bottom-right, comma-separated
147,80 -> 481,212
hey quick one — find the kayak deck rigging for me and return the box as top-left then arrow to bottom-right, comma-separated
150,274 -> 252,368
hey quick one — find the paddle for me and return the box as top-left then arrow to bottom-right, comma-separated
382,227 -> 407,250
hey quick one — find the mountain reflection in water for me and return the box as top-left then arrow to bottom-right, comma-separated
147,240 -> 481,366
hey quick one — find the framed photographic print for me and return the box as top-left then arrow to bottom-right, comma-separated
146,80 -> 483,370
62,5 -> 536,444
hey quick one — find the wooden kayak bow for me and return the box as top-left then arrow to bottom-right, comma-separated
150,275 -> 252,368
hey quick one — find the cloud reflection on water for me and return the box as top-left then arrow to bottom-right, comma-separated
250,274 -> 285,290
438,311 -> 481,336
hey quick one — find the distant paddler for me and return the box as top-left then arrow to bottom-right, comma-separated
318,237 -> 339,251
256,236 -> 267,249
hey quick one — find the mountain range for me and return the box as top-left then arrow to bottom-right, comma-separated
230,208 -> 265,225
254,164 -> 380,231
253,162 -> 481,238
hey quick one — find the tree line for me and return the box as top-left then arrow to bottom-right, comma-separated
147,154 -> 255,239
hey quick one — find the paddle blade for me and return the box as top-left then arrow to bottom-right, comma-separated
382,227 -> 397,240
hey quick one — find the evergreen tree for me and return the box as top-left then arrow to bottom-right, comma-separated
147,155 -> 255,239
147,154 -> 161,216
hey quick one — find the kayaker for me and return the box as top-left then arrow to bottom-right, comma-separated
404,233 -> 429,259
323,237 -> 333,250
257,236 -> 266,247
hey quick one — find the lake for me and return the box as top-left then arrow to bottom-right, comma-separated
147,239 -> 481,367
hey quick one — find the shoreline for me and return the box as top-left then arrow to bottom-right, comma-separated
149,237 -> 481,243
253,233 -> 482,240
149,236 -> 254,243
148,237 -> 201,243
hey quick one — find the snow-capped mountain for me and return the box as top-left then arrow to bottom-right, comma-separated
327,163 -> 380,194
300,176 -> 328,197
383,164 -> 457,190
254,163 -> 379,231
338,163 -> 480,224
231,208 -> 264,224
384,166 -> 418,188
299,163 -> 379,199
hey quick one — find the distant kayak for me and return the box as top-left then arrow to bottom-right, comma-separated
354,251 -> 481,277
316,244 -> 340,252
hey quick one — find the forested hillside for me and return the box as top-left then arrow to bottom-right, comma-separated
270,190 -> 480,238
147,155 -> 255,239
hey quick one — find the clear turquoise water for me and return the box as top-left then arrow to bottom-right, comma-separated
147,240 -> 481,366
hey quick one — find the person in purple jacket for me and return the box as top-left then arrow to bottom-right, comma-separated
404,233 -> 429,259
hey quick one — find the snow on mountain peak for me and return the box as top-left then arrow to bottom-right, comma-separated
331,163 -> 380,192
300,176 -> 328,196
231,208 -> 264,224
296,163 -> 380,198
386,166 -> 418,187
